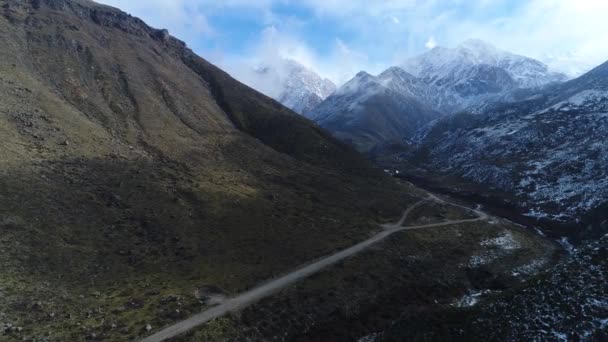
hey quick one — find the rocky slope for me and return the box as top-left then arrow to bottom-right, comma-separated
253,59 -> 336,115
0,0 -> 415,340
401,60 -> 608,239
307,69 -> 442,152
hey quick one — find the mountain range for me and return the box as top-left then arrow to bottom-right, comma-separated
278,36 -> 608,240
236,38 -> 606,236
404,39 -> 568,90
305,39 -> 568,152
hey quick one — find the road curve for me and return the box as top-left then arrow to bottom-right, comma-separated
141,194 -> 487,342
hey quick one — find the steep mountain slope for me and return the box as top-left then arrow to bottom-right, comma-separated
307,69 -> 442,153
0,1 -> 416,340
402,60 -> 608,239
251,59 -> 336,115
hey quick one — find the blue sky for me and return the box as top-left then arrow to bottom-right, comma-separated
97,0 -> 608,85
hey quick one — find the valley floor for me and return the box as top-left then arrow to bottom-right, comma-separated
144,185 -> 559,342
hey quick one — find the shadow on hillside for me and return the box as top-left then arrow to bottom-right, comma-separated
0,146 -> 415,292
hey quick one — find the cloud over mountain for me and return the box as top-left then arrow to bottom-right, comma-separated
97,0 -> 608,88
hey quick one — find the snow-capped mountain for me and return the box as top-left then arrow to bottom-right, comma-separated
307,40 -> 570,153
254,60 -> 336,115
401,39 -> 569,113
405,60 -> 608,235
307,69 -> 441,152
404,39 -> 568,89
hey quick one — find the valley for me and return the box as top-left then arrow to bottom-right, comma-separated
168,189 -> 558,342
140,191 -> 518,341
0,0 -> 606,341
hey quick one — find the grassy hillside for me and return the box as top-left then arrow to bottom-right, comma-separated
0,0 -> 421,340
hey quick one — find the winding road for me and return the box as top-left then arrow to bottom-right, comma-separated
141,193 -> 489,342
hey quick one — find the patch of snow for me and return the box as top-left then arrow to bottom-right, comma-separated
564,89 -> 607,106
559,237 -> 576,254
551,331 -> 569,342
469,254 -> 495,267
514,258 -> 549,276
452,290 -> 493,308
358,333 -> 380,342
481,231 -> 521,250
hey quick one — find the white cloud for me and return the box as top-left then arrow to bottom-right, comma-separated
216,26 -> 374,89
96,0 -> 608,80
303,0 -> 419,17
419,0 -> 608,75
425,36 -> 437,49
295,0 -> 608,76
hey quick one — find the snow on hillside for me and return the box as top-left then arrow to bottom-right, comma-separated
472,233 -> 608,340
410,61 -> 608,224
276,60 -> 336,115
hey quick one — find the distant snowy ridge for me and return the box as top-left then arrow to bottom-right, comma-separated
255,59 -> 336,115
307,40 -> 571,152
397,39 -> 569,114
403,39 -> 568,90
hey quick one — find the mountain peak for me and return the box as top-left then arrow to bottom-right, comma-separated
277,59 -> 336,114
356,70 -> 373,78
403,40 -> 567,90
246,58 -> 335,115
